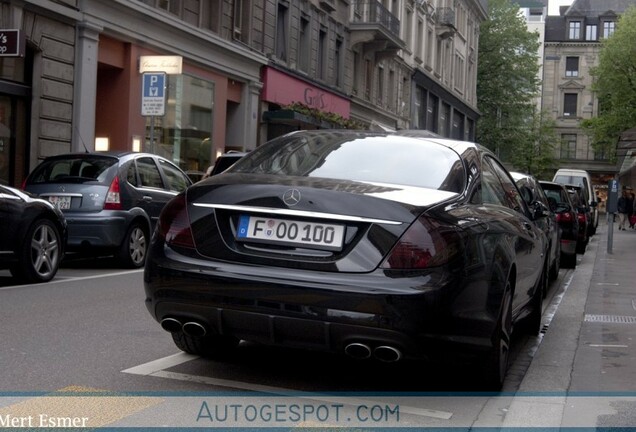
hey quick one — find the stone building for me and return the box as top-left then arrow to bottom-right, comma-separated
541,0 -> 635,190
0,0 -> 487,188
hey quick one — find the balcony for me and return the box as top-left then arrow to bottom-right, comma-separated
350,0 -> 404,55
435,7 -> 456,39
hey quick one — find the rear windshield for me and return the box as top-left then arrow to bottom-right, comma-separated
27,156 -> 118,184
229,133 -> 466,193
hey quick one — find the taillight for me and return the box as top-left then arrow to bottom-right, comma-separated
381,216 -> 461,269
556,211 -> 572,223
104,176 -> 122,210
157,194 -> 195,249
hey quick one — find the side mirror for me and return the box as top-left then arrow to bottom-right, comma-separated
531,201 -> 550,220
590,201 -> 598,208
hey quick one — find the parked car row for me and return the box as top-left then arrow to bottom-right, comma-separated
1,130 -> 599,390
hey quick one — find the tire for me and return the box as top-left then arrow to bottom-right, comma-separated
561,251 -> 577,269
548,246 -> 560,283
520,263 -> 544,336
483,282 -> 512,390
118,221 -> 149,268
171,331 -> 239,359
10,219 -> 62,283
575,239 -> 586,254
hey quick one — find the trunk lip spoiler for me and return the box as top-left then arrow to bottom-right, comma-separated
192,203 -> 403,225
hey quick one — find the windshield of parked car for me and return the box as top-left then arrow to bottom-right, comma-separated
229,132 -> 466,192
27,156 -> 118,184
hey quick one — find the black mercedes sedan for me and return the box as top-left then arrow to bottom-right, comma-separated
0,184 -> 67,283
144,130 -> 547,389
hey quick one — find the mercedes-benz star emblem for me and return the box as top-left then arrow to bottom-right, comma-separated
282,189 -> 301,207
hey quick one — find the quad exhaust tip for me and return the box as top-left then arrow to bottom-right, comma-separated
160,318 -> 207,337
373,345 -> 402,362
182,321 -> 207,337
344,342 -> 372,360
160,317 -> 182,333
344,342 -> 402,362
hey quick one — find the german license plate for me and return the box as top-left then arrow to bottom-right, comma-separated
48,196 -> 71,210
237,215 -> 345,250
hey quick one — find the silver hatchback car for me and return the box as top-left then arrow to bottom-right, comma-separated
23,151 -> 192,268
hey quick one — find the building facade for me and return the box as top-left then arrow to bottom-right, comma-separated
0,0 -> 487,188
541,0 -> 635,193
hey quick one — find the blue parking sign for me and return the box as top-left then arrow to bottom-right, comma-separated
141,73 -> 166,116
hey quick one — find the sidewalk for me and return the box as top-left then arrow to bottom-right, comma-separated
502,214 -> 636,427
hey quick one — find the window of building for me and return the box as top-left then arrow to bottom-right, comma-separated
440,102 -> 451,137
416,19 -> 424,61
568,21 -> 581,39
201,0 -> 221,32
365,58 -> 372,100
563,93 -> 578,117
405,8 -> 413,52
585,24 -> 597,40
426,27 -> 434,68
427,93 -> 439,133
276,2 -> 289,61
146,74 -> 214,176
565,56 -> 579,77
560,134 -> 577,159
352,51 -> 360,96
158,0 -> 181,15
388,69 -> 396,111
377,65 -> 384,105
298,15 -> 310,73
454,53 -> 465,92
414,86 -> 426,129
602,21 -> 615,38
233,0 -> 251,43
317,26 -> 327,80
335,37 -> 343,87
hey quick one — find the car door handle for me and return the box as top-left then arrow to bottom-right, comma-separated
142,195 -> 153,202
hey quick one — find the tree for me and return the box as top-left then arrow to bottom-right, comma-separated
508,111 -> 559,179
476,0 -> 542,165
581,6 -> 636,160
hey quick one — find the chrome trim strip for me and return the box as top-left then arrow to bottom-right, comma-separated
38,193 -> 83,198
192,203 -> 403,225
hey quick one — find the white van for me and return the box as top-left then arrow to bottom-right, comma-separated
552,168 -> 598,235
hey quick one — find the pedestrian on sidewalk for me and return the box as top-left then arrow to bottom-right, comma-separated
631,192 -> 636,229
617,188 -> 630,230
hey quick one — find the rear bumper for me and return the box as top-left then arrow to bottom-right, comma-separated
63,211 -> 130,249
144,246 -> 501,361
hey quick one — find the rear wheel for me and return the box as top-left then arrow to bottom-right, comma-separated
119,221 -> 148,268
561,251 -> 577,269
171,331 -> 240,359
520,263 -> 545,336
10,219 -> 62,283
548,246 -> 560,283
483,282 -> 512,390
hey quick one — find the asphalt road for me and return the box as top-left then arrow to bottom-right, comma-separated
0,254 -> 576,428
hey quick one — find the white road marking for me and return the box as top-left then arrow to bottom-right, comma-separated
0,270 -> 142,291
589,344 -> 628,348
122,354 -> 454,420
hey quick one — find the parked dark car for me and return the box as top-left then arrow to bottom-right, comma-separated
511,172 -> 560,285
144,129 -> 547,389
23,151 -> 192,268
0,184 -> 67,283
539,181 -> 579,269
201,151 -> 247,180
564,184 -> 590,254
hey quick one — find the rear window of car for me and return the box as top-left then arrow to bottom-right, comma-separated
28,156 -> 117,184
229,133 -> 465,192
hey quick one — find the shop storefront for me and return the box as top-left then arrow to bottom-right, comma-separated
260,67 -> 351,141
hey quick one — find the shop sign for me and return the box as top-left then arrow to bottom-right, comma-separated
139,55 -> 182,74
0,30 -> 25,57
